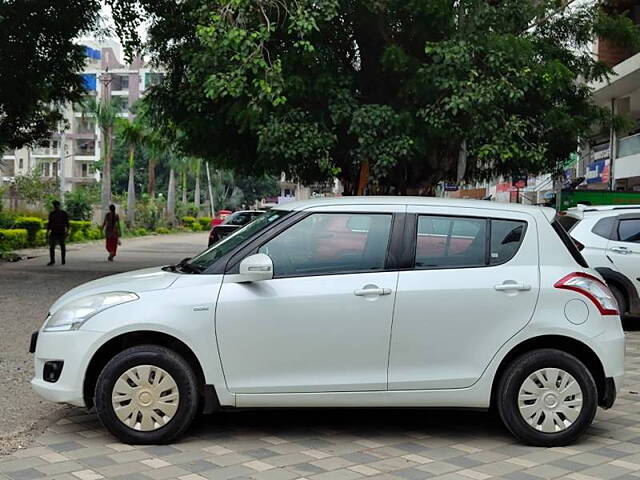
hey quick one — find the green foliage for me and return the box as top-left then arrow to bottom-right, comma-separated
64,186 -> 96,220
87,227 -> 103,240
111,0 -> 640,191
70,230 -> 86,242
155,226 -> 170,234
135,196 -> 163,230
13,171 -> 59,205
197,217 -> 212,228
0,229 -> 28,251
13,216 -> 43,245
0,0 -> 101,151
69,220 -> 92,236
35,229 -> 48,247
190,223 -> 203,232
133,227 -> 149,236
181,216 -> 196,226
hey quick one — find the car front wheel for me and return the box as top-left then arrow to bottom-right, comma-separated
95,345 -> 199,444
497,349 -> 597,447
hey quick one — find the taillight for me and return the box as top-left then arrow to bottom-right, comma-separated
555,272 -> 618,316
571,237 -> 585,251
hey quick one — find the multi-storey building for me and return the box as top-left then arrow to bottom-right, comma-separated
572,2 -> 640,192
0,39 -> 163,193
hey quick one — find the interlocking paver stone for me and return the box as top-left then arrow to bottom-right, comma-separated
2,331 -> 639,479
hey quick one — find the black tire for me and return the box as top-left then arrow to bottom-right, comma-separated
95,345 -> 199,444
496,349 -> 597,447
609,283 -> 628,316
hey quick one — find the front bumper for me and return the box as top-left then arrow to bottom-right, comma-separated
30,329 -> 105,407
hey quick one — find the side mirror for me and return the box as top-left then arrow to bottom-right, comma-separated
237,253 -> 274,282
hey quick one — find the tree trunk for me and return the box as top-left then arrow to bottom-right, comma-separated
357,159 -> 370,195
126,145 -> 136,227
100,126 -> 112,215
181,171 -> 187,204
194,168 -> 201,211
147,157 -> 156,197
167,168 -> 176,226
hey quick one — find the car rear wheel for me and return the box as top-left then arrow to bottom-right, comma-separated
497,349 -> 597,446
609,283 -> 628,316
95,345 -> 199,444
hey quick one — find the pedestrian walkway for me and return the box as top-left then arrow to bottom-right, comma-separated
1,332 -> 639,480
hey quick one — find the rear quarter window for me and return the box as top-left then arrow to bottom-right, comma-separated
552,217 -> 589,268
557,215 -> 580,232
591,216 -> 616,240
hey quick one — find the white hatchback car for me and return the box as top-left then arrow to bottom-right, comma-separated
31,197 -> 625,447
559,205 -> 640,318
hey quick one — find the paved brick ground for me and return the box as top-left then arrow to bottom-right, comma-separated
1,331 -> 639,480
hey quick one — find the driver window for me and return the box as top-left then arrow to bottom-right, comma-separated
258,213 -> 392,277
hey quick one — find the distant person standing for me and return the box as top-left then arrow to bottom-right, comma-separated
102,204 -> 121,262
47,200 -> 69,266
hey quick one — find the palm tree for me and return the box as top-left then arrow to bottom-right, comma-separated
83,98 -> 118,215
116,117 -> 145,227
194,158 -> 202,212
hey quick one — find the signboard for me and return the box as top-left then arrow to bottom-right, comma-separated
443,183 -> 459,192
591,143 -> 610,163
585,159 -> 610,185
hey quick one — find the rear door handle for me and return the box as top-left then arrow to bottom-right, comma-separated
494,282 -> 531,292
610,246 -> 633,255
354,287 -> 392,297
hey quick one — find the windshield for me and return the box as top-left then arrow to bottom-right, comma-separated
189,209 -> 290,270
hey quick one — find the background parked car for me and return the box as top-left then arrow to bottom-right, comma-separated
559,204 -> 640,318
208,210 -> 265,246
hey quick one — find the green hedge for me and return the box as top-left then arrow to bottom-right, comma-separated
181,216 -> 196,226
155,227 -> 170,234
190,223 -> 203,232
198,217 -> 212,228
14,217 -> 43,245
69,220 -> 92,236
0,229 -> 28,251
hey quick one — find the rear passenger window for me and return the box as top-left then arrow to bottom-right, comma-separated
618,219 -> 640,243
415,216 -> 528,269
490,220 -> 526,265
415,216 -> 486,268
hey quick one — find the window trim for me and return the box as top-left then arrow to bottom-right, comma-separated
225,211 -> 401,279
410,214 -> 528,271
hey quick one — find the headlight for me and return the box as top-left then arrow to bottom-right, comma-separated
44,292 -> 139,332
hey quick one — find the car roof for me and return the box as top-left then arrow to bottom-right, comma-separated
566,204 -> 640,219
274,196 -> 556,221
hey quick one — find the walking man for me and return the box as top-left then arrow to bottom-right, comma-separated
47,200 -> 69,266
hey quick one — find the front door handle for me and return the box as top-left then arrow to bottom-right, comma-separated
354,287 -> 392,297
494,282 -> 531,292
610,246 -> 633,255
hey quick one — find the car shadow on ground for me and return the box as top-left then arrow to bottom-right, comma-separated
623,316 -> 640,331
192,407 -> 510,442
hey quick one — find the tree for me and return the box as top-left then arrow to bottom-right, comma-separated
83,98 -> 118,213
0,0 -> 100,151
116,117 -> 146,226
111,0 -> 640,193
13,170 -> 59,206
210,170 -> 244,211
236,174 -> 280,207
